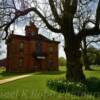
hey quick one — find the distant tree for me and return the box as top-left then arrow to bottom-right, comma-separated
95,53 -> 100,65
59,57 -> 66,66
87,52 -> 96,65
87,46 -> 100,65
81,38 -> 91,70
81,34 -> 100,69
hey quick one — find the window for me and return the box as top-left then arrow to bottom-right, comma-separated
49,44 -> 54,53
34,41 -> 45,59
49,46 -> 53,52
19,42 -> 24,52
36,41 -> 43,54
19,57 -> 24,67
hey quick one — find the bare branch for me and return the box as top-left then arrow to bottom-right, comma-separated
79,0 -> 94,5
77,27 -> 100,40
0,7 -> 62,39
49,0 -> 61,25
95,0 -> 100,28
87,38 -> 100,46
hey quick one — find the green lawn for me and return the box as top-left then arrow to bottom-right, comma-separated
0,66 -> 100,100
85,66 -> 100,78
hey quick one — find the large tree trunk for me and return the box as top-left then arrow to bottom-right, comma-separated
64,37 -> 86,82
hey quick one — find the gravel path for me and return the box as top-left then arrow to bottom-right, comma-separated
0,74 -> 32,85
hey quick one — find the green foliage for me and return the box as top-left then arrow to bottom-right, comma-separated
86,46 -> 100,65
86,77 -> 100,93
47,76 -> 100,97
95,53 -> 100,65
87,53 -> 96,65
47,79 -> 88,94
59,57 -> 66,66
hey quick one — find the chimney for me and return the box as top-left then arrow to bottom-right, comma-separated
25,21 -> 38,37
52,38 -> 55,41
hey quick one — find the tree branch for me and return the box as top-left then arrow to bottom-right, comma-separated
0,7 -> 62,39
95,0 -> 100,28
87,38 -> 100,46
79,0 -> 93,5
77,27 -> 100,40
15,8 -> 62,33
49,0 -> 61,25
3,15 -> 18,39
77,0 -> 100,40
64,0 -> 77,17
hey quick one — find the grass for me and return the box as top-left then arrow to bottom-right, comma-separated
0,66 -> 99,100
84,66 -> 100,78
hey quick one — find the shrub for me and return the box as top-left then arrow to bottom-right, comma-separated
59,57 -> 66,66
86,77 -> 100,93
47,79 -> 88,95
47,78 -> 100,97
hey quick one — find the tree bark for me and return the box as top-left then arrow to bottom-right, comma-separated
64,37 -> 86,82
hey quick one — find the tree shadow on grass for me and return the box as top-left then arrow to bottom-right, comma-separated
0,71 -> 25,78
34,70 -> 66,75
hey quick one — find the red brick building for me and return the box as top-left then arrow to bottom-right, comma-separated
6,22 -> 59,72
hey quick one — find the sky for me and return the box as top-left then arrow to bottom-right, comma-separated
0,40 -> 7,60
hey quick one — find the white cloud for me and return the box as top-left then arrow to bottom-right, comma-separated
0,40 -> 7,60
